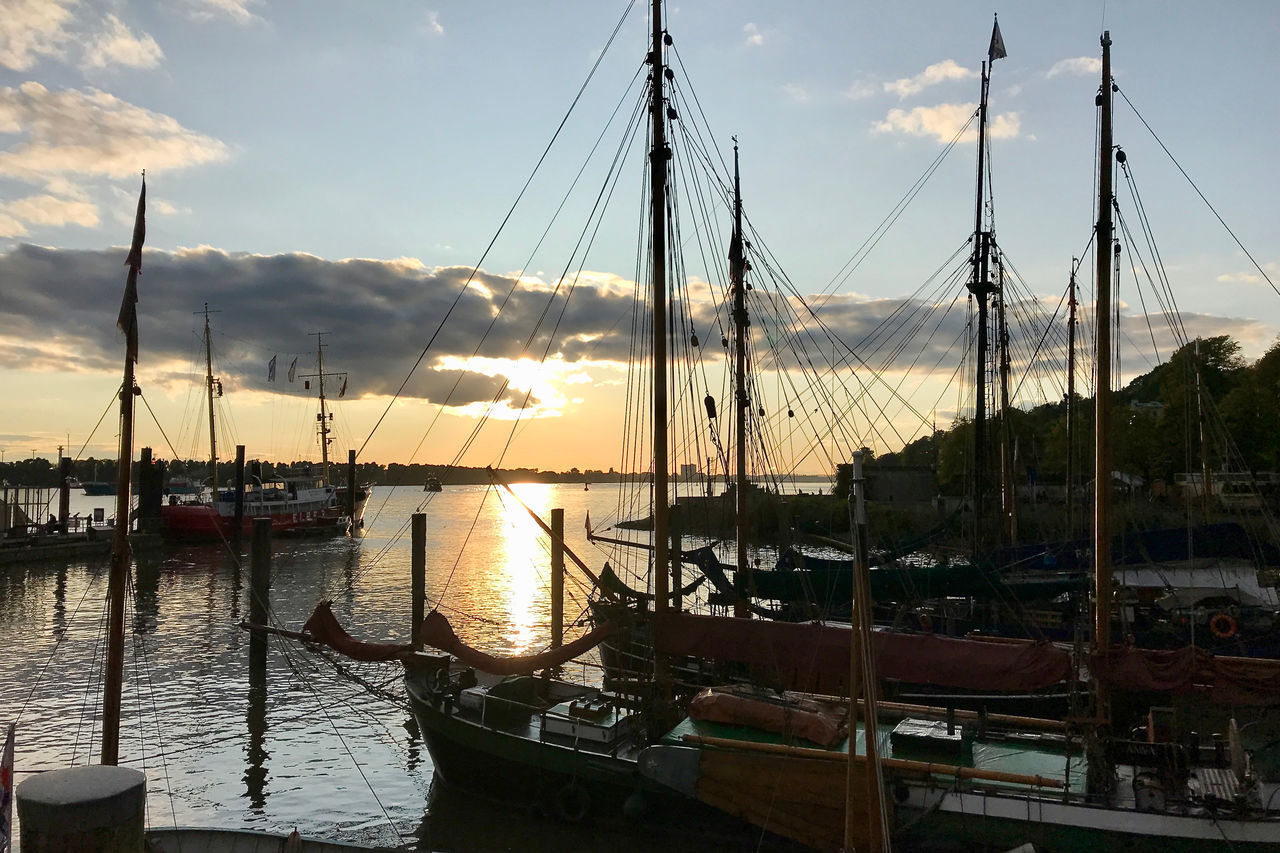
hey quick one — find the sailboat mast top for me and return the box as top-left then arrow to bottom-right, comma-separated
202,303 -> 219,494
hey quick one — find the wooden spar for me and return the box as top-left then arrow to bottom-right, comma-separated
682,734 -> 1065,788
1093,30 -> 1114,714
997,253 -> 1017,545
487,468 -> 612,598
102,176 -> 145,766
649,0 -> 671,692
730,142 -> 750,618
200,303 -> 219,494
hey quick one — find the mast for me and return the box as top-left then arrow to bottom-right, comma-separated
312,332 -> 332,483
649,0 -> 671,654
103,175 -> 145,765
1093,30 -> 1115,705
202,303 -> 219,494
967,42 -> 996,554
1066,264 -> 1078,538
730,142 -> 751,618
996,252 -> 1016,545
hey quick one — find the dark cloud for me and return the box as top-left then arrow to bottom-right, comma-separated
0,245 -> 1267,412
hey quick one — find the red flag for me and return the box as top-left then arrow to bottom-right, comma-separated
117,176 -> 146,363
1,722 -> 14,853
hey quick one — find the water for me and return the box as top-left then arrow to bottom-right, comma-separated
2,483 -> 782,852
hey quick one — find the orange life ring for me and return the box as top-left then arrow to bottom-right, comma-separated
1209,612 -> 1238,640
917,613 -> 934,633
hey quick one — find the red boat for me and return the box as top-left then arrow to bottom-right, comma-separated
161,473 -> 369,540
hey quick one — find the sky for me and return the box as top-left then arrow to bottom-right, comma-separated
0,1 -> 1277,474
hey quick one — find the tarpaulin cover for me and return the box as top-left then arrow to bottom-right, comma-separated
653,611 -> 1071,695
1090,645 -> 1280,706
689,686 -> 847,747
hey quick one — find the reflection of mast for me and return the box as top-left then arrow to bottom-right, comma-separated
730,142 -> 751,618
200,303 -> 221,493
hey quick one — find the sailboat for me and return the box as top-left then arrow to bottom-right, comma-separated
633,28 -> 1280,852
159,320 -> 368,539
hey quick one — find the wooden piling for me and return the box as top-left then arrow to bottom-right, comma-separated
551,508 -> 564,648
411,512 -> 426,649
232,445 -> 246,551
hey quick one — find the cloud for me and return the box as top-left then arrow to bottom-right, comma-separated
873,102 -> 1020,143
182,0 -> 260,25
781,83 -> 809,103
422,11 -> 444,37
82,14 -> 164,70
0,83 -> 229,182
884,59 -> 976,99
0,0 -> 75,71
1,193 -> 98,232
844,79 -> 877,101
1047,56 -> 1101,78
743,23 -> 764,47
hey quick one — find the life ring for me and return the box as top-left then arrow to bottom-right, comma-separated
1209,612 -> 1238,640
555,782 -> 591,823
917,613 -> 934,633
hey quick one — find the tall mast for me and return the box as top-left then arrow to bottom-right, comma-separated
202,303 -> 219,493
313,332 -> 331,482
967,58 -> 993,555
1066,264 -> 1078,538
730,142 -> 751,618
1093,31 -> 1115,698
649,0 -> 670,636
103,175 -> 145,765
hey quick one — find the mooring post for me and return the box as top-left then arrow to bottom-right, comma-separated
551,507 -> 564,648
249,517 -> 271,669
232,445 -> 246,551
411,512 -> 426,649
346,449 -> 357,526
58,454 -> 71,532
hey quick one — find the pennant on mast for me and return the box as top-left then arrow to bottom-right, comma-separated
117,175 -> 146,363
267,354 -> 277,381
288,356 -> 297,382
988,15 -> 1007,62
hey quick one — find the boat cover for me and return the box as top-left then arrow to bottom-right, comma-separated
653,611 -> 1071,694
1090,645 -> 1280,705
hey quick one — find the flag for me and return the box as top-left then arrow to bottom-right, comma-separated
288,357 -> 297,382
1,722 -> 14,853
988,16 -> 1007,62
338,376 -> 347,398
585,510 -> 592,536
117,176 -> 146,363
268,355 -> 277,382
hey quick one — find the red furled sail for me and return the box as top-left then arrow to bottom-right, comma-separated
654,611 -> 1071,694
417,610 -> 616,676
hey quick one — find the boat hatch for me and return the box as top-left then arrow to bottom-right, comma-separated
890,718 -> 974,765
543,700 -> 635,744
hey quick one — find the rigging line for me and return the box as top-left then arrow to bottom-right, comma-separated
1115,85 -> 1278,298
73,390 -> 121,462
125,575 -> 179,833
15,564 -> 104,726
1119,159 -> 1188,344
1114,210 -> 1170,361
821,111 -> 978,301
136,391 -> 184,463
356,0 -> 639,460
1009,282 -> 1072,403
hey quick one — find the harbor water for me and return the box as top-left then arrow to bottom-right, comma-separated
1,482 -> 822,851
